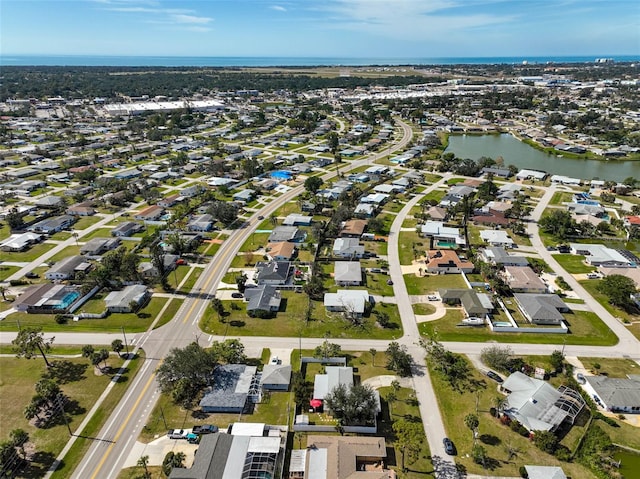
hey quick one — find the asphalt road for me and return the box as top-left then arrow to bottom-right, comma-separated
66,119 -> 416,478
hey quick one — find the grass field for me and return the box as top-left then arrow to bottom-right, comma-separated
200,291 -> 402,339
578,357 -> 639,378
552,254 -> 596,274
420,309 -> 618,346
412,303 -> 436,315
80,228 -> 115,241
0,297 -> 170,333
428,357 -> 597,478
398,231 -> 425,265
404,273 -> 467,296
72,216 -> 103,230
0,265 -> 20,281
0,352 -> 143,479
0,243 -> 56,263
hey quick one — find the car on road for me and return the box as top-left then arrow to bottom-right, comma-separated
443,437 -> 456,455
576,373 -> 586,384
231,292 -> 244,298
167,429 -> 187,439
427,295 -> 439,301
257,215 -> 264,220
186,433 -> 199,444
270,357 -> 281,365
486,370 -> 503,383
25,272 -> 39,278
176,258 -> 187,266
586,272 -> 600,279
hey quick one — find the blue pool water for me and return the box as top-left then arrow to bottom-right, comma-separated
493,321 -> 513,327
271,170 -> 293,180
58,292 -> 80,309
577,200 -> 600,205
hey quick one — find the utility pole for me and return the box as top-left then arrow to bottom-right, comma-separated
121,326 -> 129,357
160,405 -> 168,429
57,395 -> 73,436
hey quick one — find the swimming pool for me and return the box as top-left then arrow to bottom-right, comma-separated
271,170 -> 293,180
436,240 -> 457,248
493,321 -> 513,327
57,292 -> 80,309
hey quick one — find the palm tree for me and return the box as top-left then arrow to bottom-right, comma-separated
0,285 -> 6,301
387,390 -> 397,417
369,348 -> 377,366
137,455 -> 151,479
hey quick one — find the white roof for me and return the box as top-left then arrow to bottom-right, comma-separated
289,450 -> 307,473
524,465 -> 567,479
480,230 -> 514,245
323,290 -> 369,313
569,243 -> 630,265
230,422 -> 265,437
307,447 -> 328,479
248,436 -> 280,453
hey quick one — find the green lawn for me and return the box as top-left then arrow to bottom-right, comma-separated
80,228 -> 115,241
178,268 -> 203,294
578,357 -> 639,378
0,242 -> 56,263
412,303 -> 436,315
404,273 -> 467,296
422,189 -> 446,204
0,353 -> 144,479
549,191 -> 575,206
72,216 -> 104,230
239,233 -> 271,252
420,309 -> 618,346
398,231 -> 425,265
48,245 -> 81,263
0,297 -> 170,333
579,279 -> 640,324
200,291 -> 402,339
0,265 -> 20,281
363,271 -> 394,296
428,358 -> 597,478
552,254 -> 596,274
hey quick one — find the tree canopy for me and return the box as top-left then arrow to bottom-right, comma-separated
597,274 -> 637,311
12,327 -> 54,368
323,383 -> 378,426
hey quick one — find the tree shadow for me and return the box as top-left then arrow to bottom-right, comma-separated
43,360 -> 87,384
64,398 -> 86,416
23,451 -> 57,478
191,409 -> 209,420
230,320 -> 245,327
479,434 -> 501,446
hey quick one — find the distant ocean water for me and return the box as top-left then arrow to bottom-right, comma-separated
0,55 -> 637,67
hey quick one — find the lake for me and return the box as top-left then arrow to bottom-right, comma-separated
445,134 -> 640,182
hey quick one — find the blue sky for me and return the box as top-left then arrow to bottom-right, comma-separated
1,0 -> 639,57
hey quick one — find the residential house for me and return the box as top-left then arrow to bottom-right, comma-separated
245,285 -> 282,314
479,247 -> 529,267
360,193 -> 390,206
440,289 -> 493,318
569,243 -> 633,267
80,237 -> 121,256
28,215 -> 75,234
354,203 -> 377,218
104,285 -> 150,313
45,256 -> 90,281
111,222 -> 143,237
501,372 -> 584,432
268,226 -> 306,243
66,203 -> 96,216
0,232 -> 43,252
14,284 -> 83,314
420,221 -> 466,248
439,185 -> 475,207
523,466 -> 567,479
187,214 -> 214,232
514,293 -> 569,325
582,375 -> 640,413
324,290 -> 370,318
169,426 -> 282,479
332,238 -> 365,259
35,196 -> 65,209
282,214 -> 313,226
199,365 -> 258,413
313,366 -> 354,401
340,219 -> 367,238
425,206 -> 448,221
503,266 -> 547,293
290,436 -> 390,479
260,364 -> 292,391
232,189 -> 255,204
265,242 -> 296,261
133,205 -> 164,222
158,194 -> 181,208
425,250 -> 474,274
480,230 -> 514,248
334,261 -> 363,286
255,261 -> 292,286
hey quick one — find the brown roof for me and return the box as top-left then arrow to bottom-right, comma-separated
267,241 -> 296,259
135,205 -> 163,218
340,219 -> 367,237
426,250 -> 474,270
305,435 -> 390,479
504,266 -> 546,291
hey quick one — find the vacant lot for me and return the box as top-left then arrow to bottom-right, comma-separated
552,254 -> 596,274
0,353 -> 143,479
404,273 -> 467,296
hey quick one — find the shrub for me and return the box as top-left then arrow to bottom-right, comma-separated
554,445 -> 571,461
519,466 -> 528,478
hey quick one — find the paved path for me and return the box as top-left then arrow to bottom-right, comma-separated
386,174 -> 461,477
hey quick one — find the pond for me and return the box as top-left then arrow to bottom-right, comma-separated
445,134 -> 640,182
613,449 -> 640,478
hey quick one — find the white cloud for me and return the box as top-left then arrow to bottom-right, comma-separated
318,0 -> 516,42
172,14 -> 212,25
271,5 -> 287,12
